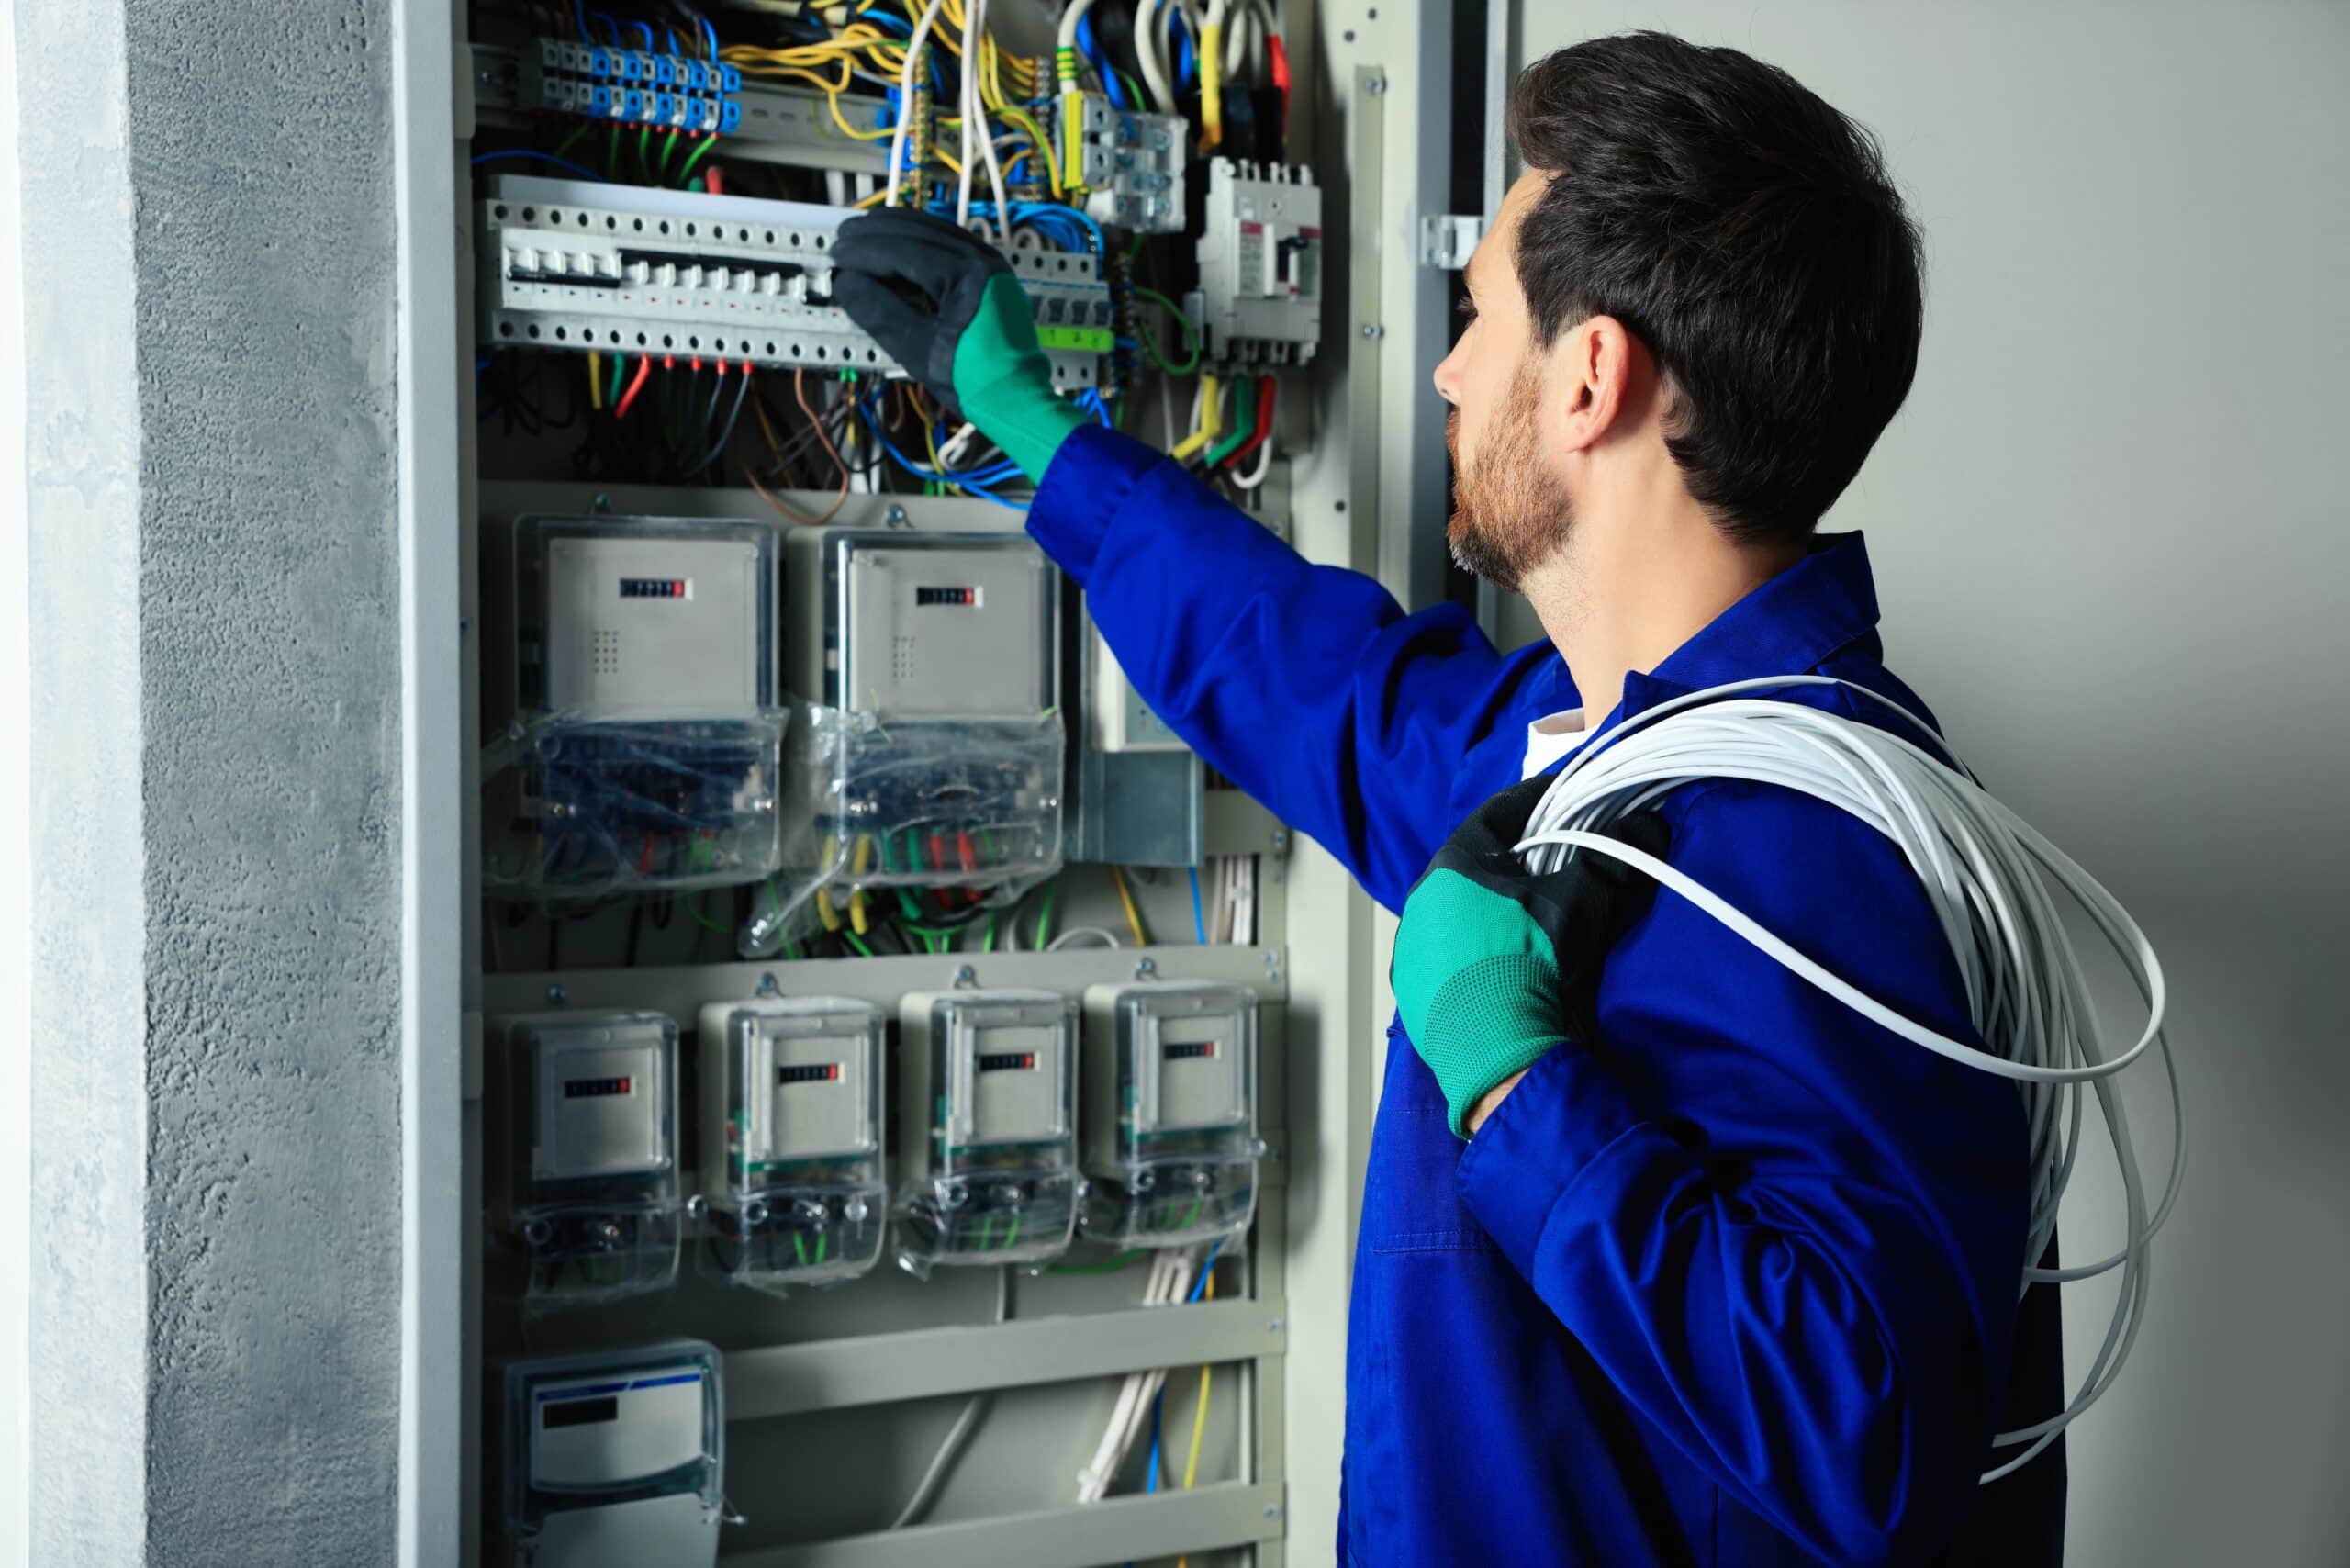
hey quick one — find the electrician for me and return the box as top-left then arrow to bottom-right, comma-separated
832,29 -> 2063,1568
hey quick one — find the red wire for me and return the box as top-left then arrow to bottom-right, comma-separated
614,353 -> 654,419
1223,375 -> 1279,466
1269,37 -> 1292,141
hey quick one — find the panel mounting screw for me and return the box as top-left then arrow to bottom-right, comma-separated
1268,1317 -> 1284,1334
1360,323 -> 1384,340
884,503 -> 909,528
1264,951 -> 1283,981
1364,74 -> 1384,96
954,964 -> 978,988
1136,955 -> 1158,980
757,971 -> 781,996
1270,829 -> 1290,852
546,983 -> 568,1005
1267,1504 -> 1283,1520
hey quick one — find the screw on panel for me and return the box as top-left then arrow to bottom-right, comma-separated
1363,74 -> 1383,95
884,503 -> 910,528
590,493 -> 613,515
954,964 -> 978,989
1268,1317 -> 1285,1334
757,971 -> 781,995
1264,951 -> 1283,982
1360,322 -> 1384,340
1267,1504 -> 1284,1520
1270,829 -> 1290,852
546,983 -> 568,1005
1136,955 -> 1158,980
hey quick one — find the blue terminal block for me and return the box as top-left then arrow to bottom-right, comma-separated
522,38 -> 741,138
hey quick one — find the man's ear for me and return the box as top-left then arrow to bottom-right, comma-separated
1540,315 -> 1635,456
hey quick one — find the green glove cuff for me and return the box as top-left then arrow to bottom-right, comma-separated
1417,953 -> 1567,1137
952,273 -> 1091,484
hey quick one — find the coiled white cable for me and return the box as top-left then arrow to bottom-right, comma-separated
1516,676 -> 2182,1481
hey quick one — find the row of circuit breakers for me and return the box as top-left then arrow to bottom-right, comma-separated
477,160 -> 1325,374
494,980 -> 1262,1305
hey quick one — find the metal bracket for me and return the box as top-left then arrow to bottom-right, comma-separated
1418,213 -> 1487,271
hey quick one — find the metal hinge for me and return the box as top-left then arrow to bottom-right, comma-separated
1418,213 -> 1487,270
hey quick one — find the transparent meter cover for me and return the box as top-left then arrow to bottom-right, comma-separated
694,997 -> 888,1295
500,1011 -> 683,1311
502,1340 -> 722,1547
737,708 -> 1063,958
895,989 -> 1080,1276
1082,982 -> 1263,1249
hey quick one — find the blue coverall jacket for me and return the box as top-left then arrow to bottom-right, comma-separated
1030,424 -> 2066,1566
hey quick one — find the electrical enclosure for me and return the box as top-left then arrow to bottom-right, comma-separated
894,988 -> 1080,1273
694,995 -> 888,1293
500,1340 -> 723,1568
1081,980 -> 1262,1247
491,513 -> 784,900
491,1011 -> 683,1310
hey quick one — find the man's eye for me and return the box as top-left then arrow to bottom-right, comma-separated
1457,297 -> 1479,321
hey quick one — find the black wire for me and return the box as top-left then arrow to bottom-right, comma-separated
683,369 -> 755,478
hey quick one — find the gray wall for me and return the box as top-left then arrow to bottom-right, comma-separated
12,0 -> 408,1561
1507,3 -> 2350,1562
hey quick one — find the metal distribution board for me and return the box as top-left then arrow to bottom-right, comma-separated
477,175 -> 1113,386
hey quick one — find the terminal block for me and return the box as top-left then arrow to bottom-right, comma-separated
1192,159 -> 1324,365
500,1341 -> 722,1568
490,1012 -> 683,1311
518,39 -> 744,135
477,175 -> 1113,386
1058,93 -> 1188,233
486,513 -> 783,901
1081,981 -> 1262,1248
895,989 -> 1081,1273
695,996 -> 888,1294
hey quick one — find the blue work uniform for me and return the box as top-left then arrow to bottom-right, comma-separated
1030,424 -> 2066,1567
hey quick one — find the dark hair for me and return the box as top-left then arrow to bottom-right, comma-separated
1509,32 -> 1924,544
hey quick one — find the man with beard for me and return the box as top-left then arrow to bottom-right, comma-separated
829,30 -> 2061,1567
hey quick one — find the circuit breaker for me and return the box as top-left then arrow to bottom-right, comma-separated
695,995 -> 887,1293
1192,159 -> 1324,364
894,988 -> 1080,1272
489,512 -> 784,899
501,1341 -> 723,1568
490,1011 -> 683,1309
1081,981 -> 1262,1248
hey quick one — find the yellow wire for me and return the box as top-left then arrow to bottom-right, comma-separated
1200,22 -> 1226,150
587,350 -> 603,411
815,834 -> 842,931
1169,375 -> 1225,461
1175,1267 -> 1216,1568
1110,865 -> 1148,947
849,834 -> 875,935
997,105 -> 1063,196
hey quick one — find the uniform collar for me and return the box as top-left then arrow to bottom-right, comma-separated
1612,531 -> 1883,725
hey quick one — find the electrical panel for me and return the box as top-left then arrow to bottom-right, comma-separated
895,988 -> 1080,1273
1081,981 -> 1262,1248
517,39 -> 744,135
477,175 -> 1113,386
501,1341 -> 723,1568
488,513 -> 783,900
1058,94 -> 1189,233
491,1012 -> 683,1310
1192,159 -> 1324,365
695,995 -> 887,1294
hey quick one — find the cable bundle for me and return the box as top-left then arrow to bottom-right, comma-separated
1516,676 -> 2182,1480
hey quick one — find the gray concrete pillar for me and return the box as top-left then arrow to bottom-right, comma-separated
11,0 -> 407,1561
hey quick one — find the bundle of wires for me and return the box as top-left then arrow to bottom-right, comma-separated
1514,675 -> 2183,1481
1075,1240 -> 1218,1504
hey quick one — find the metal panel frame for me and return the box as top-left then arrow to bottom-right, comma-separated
725,1484 -> 1285,1568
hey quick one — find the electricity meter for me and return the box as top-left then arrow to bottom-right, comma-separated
1081,981 -> 1263,1247
500,1340 -> 723,1568
694,996 -> 887,1293
894,988 -> 1080,1273
490,1011 -> 682,1309
485,512 -> 784,900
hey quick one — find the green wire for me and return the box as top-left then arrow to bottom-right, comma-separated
815,1232 -> 829,1265
842,929 -> 875,958
981,913 -> 999,952
553,124 -> 590,162
1034,878 -> 1060,950
609,352 -> 625,408
607,125 -> 620,175
1003,1212 -> 1021,1250
660,128 -> 680,177
979,1214 -> 996,1251
1129,286 -> 1203,375
676,134 -> 720,187
1206,377 -> 1257,467
793,1231 -> 809,1266
1181,1198 -> 1203,1231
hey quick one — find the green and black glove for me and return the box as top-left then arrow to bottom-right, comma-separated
828,208 -> 1090,485
1391,774 -> 1671,1137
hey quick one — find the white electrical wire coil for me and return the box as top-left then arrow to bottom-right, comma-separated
1516,676 -> 2182,1481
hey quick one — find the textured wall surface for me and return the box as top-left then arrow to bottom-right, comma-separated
17,0 -> 407,1560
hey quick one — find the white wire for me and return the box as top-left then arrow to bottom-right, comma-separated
1047,925 -> 1123,951
1517,677 -> 2182,1480
886,0 -> 950,207
1230,432 -> 1274,489
1134,0 -> 1177,114
956,0 -> 979,227
893,1266 -> 1012,1526
973,0 -> 1013,244
1057,0 -> 1099,58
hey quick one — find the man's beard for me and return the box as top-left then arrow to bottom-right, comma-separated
1446,363 -> 1572,592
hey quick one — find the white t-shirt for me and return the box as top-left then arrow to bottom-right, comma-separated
1522,708 -> 1592,778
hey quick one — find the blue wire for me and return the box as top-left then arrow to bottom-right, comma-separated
1145,1393 -> 1165,1493
1077,14 -> 1126,109
1176,24 -> 1196,93
666,26 -> 681,55
1189,1237 -> 1225,1304
572,0 -> 590,41
856,403 -> 1026,508
592,10 -> 623,45
700,16 -> 720,59
1189,868 -> 1207,944
631,20 -> 656,51
470,150 -> 604,180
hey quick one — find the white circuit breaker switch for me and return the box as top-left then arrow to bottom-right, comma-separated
1193,159 -> 1324,365
695,996 -> 888,1294
894,988 -> 1081,1273
1081,981 -> 1263,1248
493,1012 -> 683,1310
502,1341 -> 723,1568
